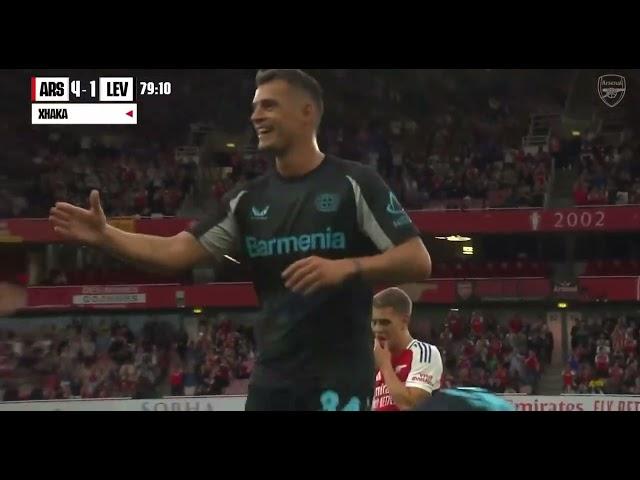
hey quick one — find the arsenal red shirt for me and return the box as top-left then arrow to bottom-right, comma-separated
373,340 -> 443,411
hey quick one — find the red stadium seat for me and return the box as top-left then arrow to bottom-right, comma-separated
514,260 -> 528,277
467,262 -> 483,278
498,261 -> 511,277
67,271 -> 81,285
453,262 -> 467,278
484,262 -> 497,277
610,259 -> 625,276
603,260 -> 619,276
437,262 -> 454,278
591,260 -> 606,276
581,259 -> 640,277
617,260 -> 635,276
539,262 -> 551,276
84,270 -> 98,285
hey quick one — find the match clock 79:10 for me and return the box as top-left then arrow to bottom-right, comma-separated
139,81 -> 172,95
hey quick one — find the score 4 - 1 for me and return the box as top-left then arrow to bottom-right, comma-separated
71,80 -> 96,99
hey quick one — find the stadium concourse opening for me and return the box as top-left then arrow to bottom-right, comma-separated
1,68 -> 640,410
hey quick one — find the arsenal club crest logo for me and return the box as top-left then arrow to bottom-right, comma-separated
597,74 -> 626,108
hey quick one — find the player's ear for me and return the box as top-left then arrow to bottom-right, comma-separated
301,101 -> 314,124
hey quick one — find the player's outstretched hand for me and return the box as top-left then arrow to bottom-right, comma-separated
49,190 -> 108,247
0,282 -> 27,317
282,256 -> 355,296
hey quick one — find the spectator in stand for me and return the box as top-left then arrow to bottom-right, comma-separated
573,179 -> 589,206
169,364 -> 184,396
608,361 -> 625,393
624,359 -> 638,387
576,363 -> 591,392
489,333 -> 503,360
523,349 -> 540,389
586,186 -> 607,205
571,319 -> 589,350
439,325 -> 453,350
509,314 -> 523,335
183,368 -> 198,396
624,329 -> 638,357
215,360 -> 231,392
446,310 -> 464,340
595,333 -> 611,354
562,363 -> 576,393
470,311 -> 485,337
508,349 -> 525,381
588,377 -> 605,394
611,319 -> 626,353
526,327 -> 543,364
492,362 -> 509,393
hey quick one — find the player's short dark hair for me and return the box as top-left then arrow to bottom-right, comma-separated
255,69 -> 324,120
373,287 -> 413,317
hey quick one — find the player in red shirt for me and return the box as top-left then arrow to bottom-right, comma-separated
371,287 -> 443,411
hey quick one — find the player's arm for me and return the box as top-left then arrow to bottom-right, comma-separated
347,166 -> 430,283
49,189 -> 243,274
378,364 -> 430,411
0,282 -> 28,317
352,236 -> 430,284
98,229 -> 210,274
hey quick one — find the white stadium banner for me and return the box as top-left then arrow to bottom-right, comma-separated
502,395 -> 640,412
1,395 -> 639,411
72,293 -> 146,305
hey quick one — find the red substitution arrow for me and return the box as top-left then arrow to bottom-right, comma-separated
126,110 -> 134,117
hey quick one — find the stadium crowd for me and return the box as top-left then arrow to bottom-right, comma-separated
8,69 -> 640,217
571,130 -> 640,206
563,314 -> 640,394
1,69 -> 570,220
419,311 -> 552,395
0,309 -> 552,400
0,316 -> 254,401
4,298 -> 640,401
0,147 -> 197,219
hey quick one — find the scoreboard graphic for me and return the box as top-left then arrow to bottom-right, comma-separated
30,76 -> 155,125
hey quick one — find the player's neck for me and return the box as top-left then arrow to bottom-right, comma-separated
390,334 -> 414,355
275,139 -> 324,178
